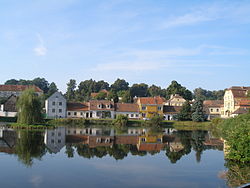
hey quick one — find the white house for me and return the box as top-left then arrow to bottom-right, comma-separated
45,92 -> 67,119
115,103 -> 140,119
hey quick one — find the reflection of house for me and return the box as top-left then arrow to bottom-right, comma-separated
136,96 -> 165,119
128,128 -> 147,135
222,86 -> 250,118
66,127 -> 106,136
45,92 -> 67,119
169,142 -> 184,152
0,127 -> 17,154
0,95 -> 18,117
87,136 -> 114,148
163,106 -> 182,120
165,94 -> 186,106
203,100 -> 223,120
44,127 -> 66,153
115,103 -> 140,119
137,134 -> 164,151
0,85 -> 43,98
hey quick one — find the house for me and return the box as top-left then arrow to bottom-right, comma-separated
136,96 -> 165,119
44,127 -> 66,154
0,85 -> 43,98
137,134 -> 164,151
45,92 -> 67,119
163,106 -> 182,120
67,102 -> 89,118
115,103 -> 140,119
203,100 -> 224,120
89,100 -> 115,119
222,86 -> 250,118
0,95 -> 18,117
165,94 -> 186,106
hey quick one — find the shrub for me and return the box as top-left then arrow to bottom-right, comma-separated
112,114 -> 128,127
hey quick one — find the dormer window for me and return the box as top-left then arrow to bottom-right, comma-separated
106,104 -> 110,109
97,104 -> 102,109
142,106 -> 146,110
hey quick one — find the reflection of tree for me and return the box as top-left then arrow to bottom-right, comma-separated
224,160 -> 250,188
14,130 -> 46,167
165,147 -> 186,163
191,131 -> 206,163
65,144 -> 74,158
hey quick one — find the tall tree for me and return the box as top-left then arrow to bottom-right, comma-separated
107,90 -> 119,103
32,77 -> 50,93
121,90 -> 133,103
193,87 -> 225,100
176,101 -> 192,121
148,85 -> 162,97
191,99 -> 206,122
66,79 -> 76,101
130,83 -> 148,97
16,88 -> 42,124
46,82 -> 58,98
4,79 -> 19,85
111,79 -> 129,92
166,80 -> 192,100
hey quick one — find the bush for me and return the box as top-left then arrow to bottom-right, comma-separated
146,114 -> 164,127
112,114 -> 128,127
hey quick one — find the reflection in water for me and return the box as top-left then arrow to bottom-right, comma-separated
0,126 -> 224,164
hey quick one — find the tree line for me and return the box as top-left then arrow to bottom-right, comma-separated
2,77 -> 225,102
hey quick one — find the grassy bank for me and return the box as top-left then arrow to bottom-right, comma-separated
163,120 -> 211,130
9,123 -> 55,129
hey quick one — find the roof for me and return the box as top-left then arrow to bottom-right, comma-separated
137,143 -> 163,151
89,100 -> 115,111
138,96 -> 165,105
90,89 -> 110,98
232,107 -> 250,115
0,85 -> 43,93
163,106 -> 182,114
203,100 -> 224,107
67,102 -> 89,111
115,103 -> 139,112
227,86 -> 250,98
235,99 -> 250,106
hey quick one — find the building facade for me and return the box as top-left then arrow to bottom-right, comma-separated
0,95 -> 18,117
45,92 -> 67,119
0,85 -> 43,98
203,100 -> 223,120
115,103 -> 140,119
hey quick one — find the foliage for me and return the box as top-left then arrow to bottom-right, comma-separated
65,79 -> 76,101
120,90 -> 133,103
165,80 -> 192,100
193,87 -> 225,100
46,82 -> 58,98
5,77 -> 51,93
176,101 -> 192,121
147,114 -> 164,127
111,78 -> 129,92
113,114 -> 128,127
148,85 -> 163,97
224,160 -> 250,187
219,113 -> 250,163
130,83 -> 148,97
0,97 -> 8,104
94,91 -> 107,100
107,90 -> 119,103
191,99 -> 206,122
16,88 -> 42,125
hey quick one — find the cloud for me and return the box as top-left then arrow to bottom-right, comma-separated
34,34 -> 47,56
29,175 -> 43,188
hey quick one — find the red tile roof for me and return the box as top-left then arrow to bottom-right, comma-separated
89,100 -> 115,111
90,89 -> 110,98
203,100 -> 224,107
137,143 -> 164,151
0,85 -> 43,93
115,103 -> 139,112
138,96 -> 165,105
67,102 -> 89,111
228,86 -> 250,98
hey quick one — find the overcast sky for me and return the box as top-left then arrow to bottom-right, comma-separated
1,0 -> 250,92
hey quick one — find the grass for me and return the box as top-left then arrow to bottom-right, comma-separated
9,123 -> 55,129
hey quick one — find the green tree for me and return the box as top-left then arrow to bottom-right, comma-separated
148,85 -> 162,97
94,91 -> 107,100
176,101 -> 192,121
4,79 -> 19,85
66,79 -> 76,101
16,88 -> 42,125
32,77 -> 50,93
191,99 -> 206,122
107,90 -> 119,103
130,83 -> 148,97
147,114 -> 164,127
193,87 -> 225,100
111,78 -> 129,92
113,114 -> 128,127
166,80 -> 192,100
46,82 -> 58,98
120,90 -> 132,103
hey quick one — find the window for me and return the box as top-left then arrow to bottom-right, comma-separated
80,112 -> 83,116
96,138 -> 102,143
58,140 -> 61,143
74,112 -> 77,116
142,113 -> 146,117
106,104 -> 110,109
52,109 -> 55,113
142,106 -> 146,110
136,114 -> 139,117
210,109 -> 213,112
59,109 -> 62,113
59,102 -> 62,106
216,109 -> 219,112
58,132 -> 61,136
51,132 -> 55,136
51,139 -> 54,143
158,106 -> 162,110
131,114 -> 134,118
98,104 -> 102,109
52,101 -> 55,106
68,112 -> 71,116
141,138 -> 146,142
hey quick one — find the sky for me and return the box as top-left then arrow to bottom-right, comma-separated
1,0 -> 250,92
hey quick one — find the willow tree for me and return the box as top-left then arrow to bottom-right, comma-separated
17,88 -> 42,124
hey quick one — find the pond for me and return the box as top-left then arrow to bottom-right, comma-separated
0,126 -> 247,188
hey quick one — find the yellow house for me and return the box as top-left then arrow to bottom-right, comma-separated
221,86 -> 250,118
137,134 -> 163,151
136,96 -> 165,119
